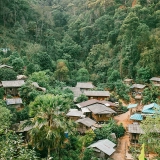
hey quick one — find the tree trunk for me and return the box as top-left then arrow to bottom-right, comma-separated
48,146 -> 51,159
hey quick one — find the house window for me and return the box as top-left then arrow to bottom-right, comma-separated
99,115 -> 101,118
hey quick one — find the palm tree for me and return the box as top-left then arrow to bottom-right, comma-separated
28,94 -> 74,159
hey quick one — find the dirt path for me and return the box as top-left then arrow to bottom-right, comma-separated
111,111 -> 133,160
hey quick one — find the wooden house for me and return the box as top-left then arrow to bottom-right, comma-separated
83,91 -> 110,100
75,82 -> 95,92
87,103 -> 116,122
6,98 -> 23,108
124,78 -> 133,86
128,122 -> 144,144
75,117 -> 98,134
76,99 -> 116,120
66,109 -> 85,121
150,77 -> 160,87
1,80 -> 25,96
88,139 -> 116,159
16,120 -> 33,143
130,84 -> 146,94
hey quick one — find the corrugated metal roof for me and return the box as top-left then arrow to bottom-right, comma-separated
2,80 -> 25,87
76,117 -> 96,127
87,103 -> 116,114
76,82 -> 95,89
130,113 -> 143,121
127,104 -> 138,109
66,110 -> 84,117
88,139 -> 116,156
84,91 -> 110,97
128,123 -> 144,134
130,84 -> 146,89
150,77 -> 160,82
142,103 -> 160,114
6,98 -> 22,105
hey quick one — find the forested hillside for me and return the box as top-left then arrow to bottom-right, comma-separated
1,0 -> 160,86
0,0 -> 160,159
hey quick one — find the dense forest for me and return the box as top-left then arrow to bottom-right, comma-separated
0,0 -> 160,159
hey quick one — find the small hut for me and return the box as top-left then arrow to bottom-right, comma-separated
76,117 -> 98,134
150,77 -> 160,87
124,79 -> 133,86
75,82 -> 95,92
6,98 -> 23,108
1,80 -> 25,96
88,139 -> 116,159
130,113 -> 143,122
128,122 -> 144,144
66,109 -> 85,121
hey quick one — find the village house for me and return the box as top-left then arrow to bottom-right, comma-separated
124,78 -> 133,86
128,122 -> 144,144
87,103 -> 116,122
83,90 -> 110,100
130,84 -> 146,103
76,99 -> 116,109
130,84 -> 146,94
75,82 -> 95,92
6,98 -> 23,108
88,139 -> 116,159
142,103 -> 160,117
150,77 -> 160,87
66,109 -> 85,121
75,117 -> 100,134
1,80 -> 25,96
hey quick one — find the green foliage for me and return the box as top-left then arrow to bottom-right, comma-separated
0,132 -> 39,159
29,71 -> 50,88
0,88 -> 4,99
11,57 -> 24,73
0,68 -> 17,80
142,85 -> 160,104
76,68 -> 89,82
0,104 -> 12,134
94,119 -> 125,143
139,113 -> 160,157
76,94 -> 88,103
